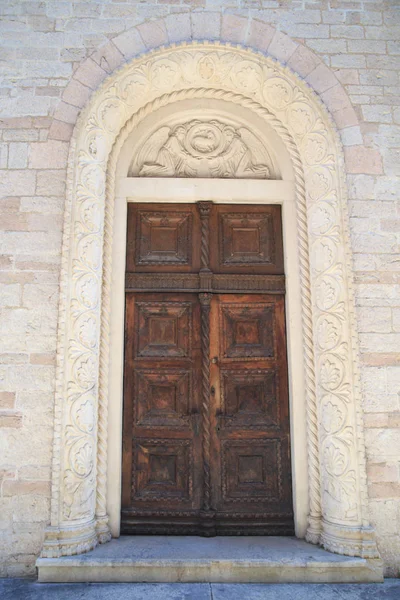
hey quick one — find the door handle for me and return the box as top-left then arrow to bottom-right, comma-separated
211,356 -> 218,364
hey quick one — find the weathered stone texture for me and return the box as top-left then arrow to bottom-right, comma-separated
0,0 -> 399,579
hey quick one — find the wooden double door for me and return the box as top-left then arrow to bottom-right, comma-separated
122,202 -> 294,536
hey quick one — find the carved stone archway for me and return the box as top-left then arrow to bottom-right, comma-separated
41,42 -> 379,560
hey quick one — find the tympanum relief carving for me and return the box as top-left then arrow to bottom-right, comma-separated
129,120 -> 276,178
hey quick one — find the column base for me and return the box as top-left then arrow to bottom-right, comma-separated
305,514 -> 322,545
96,515 -> 112,544
41,519 -> 99,558
321,521 -> 380,559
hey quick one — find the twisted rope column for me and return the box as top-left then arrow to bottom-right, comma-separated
199,292 -> 212,515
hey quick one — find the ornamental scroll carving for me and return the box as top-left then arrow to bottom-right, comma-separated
129,120 -> 275,178
43,42 -> 378,561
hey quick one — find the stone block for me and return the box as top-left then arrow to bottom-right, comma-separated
3,479 -> 50,497
367,55 -> 400,70
362,105 -> 393,124
306,39 -> 347,54
393,309 -> 400,332
306,63 -> 338,94
369,499 -> 400,535
332,106 -> 359,129
287,44 -> 320,78
165,12 -> 191,43
48,119 -> 73,141
347,174 -> 376,199
361,333 -> 400,354
0,413 -> 22,428
357,306 -> 392,333
73,58 -> 108,91
8,142 -> 28,169
29,140 -> 68,169
348,40 -> 387,54
91,42 -> 124,74
281,23 -> 330,39
52,101 -> 80,125
247,19 -> 275,53
23,284 -> 59,310
340,126 -> 363,146
0,143 -> 8,169
137,19 -> 168,49
36,170 -> 66,196
0,391 -> 15,409
7,364 -> 54,392
29,353 -> 56,366
368,482 -> 400,499
331,54 -> 367,68
61,79 -> 92,108
191,12 -> 221,40
0,284 -> 20,308
322,10 -> 346,24
0,171 -> 36,197
331,24 -> 365,39
112,27 -> 146,60
344,146 -> 383,174
321,83 -> 352,112
268,31 -> 298,64
366,428 -> 400,458
221,14 -> 248,44
367,462 -> 399,483
335,68 -> 359,85
20,196 -> 64,214
364,413 -> 389,428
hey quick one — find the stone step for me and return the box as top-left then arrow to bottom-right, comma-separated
36,536 -> 384,584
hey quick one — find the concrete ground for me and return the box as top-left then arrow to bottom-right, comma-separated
1,579 -> 400,599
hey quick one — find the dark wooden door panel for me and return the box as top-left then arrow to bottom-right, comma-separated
210,204 -> 284,275
126,203 -> 201,273
122,292 -> 203,533
210,294 -> 293,534
122,203 -> 293,535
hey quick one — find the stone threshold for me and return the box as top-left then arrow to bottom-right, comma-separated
36,536 -> 384,584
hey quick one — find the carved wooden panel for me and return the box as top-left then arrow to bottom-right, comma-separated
210,205 -> 284,275
219,303 -> 275,360
221,439 -> 282,502
133,439 -> 193,502
135,369 -> 191,428
135,301 -> 192,359
220,369 -> 279,429
126,203 -> 201,273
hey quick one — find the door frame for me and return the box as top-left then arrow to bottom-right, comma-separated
107,178 -> 308,538
41,44 -> 379,561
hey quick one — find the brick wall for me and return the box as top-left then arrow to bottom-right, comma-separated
0,0 -> 399,577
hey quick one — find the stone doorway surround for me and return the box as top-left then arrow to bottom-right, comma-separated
38,41 -> 383,574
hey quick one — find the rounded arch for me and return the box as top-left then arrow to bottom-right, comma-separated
50,17 -> 360,145
42,42 -> 379,561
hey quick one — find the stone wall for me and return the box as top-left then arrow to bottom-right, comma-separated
0,0 -> 399,577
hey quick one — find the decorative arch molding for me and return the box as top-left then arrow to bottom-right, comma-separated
42,42 -> 379,560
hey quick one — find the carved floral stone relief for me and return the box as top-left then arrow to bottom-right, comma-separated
42,43 -> 378,560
